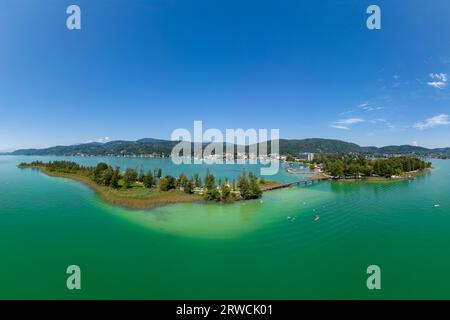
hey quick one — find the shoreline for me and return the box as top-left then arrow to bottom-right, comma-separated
35,168 -> 204,210
19,163 -> 431,210
323,168 -> 432,182
20,165 -> 270,210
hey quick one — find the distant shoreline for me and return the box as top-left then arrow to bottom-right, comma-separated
5,137 -> 450,160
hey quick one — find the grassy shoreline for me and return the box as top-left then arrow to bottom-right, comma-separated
28,167 -> 204,210
324,167 -> 431,182
19,162 -> 268,210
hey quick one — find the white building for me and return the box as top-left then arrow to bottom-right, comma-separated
298,152 -> 314,162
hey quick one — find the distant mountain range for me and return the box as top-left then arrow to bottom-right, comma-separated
7,138 -> 450,157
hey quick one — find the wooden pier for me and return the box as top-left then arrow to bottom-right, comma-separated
261,175 -> 327,192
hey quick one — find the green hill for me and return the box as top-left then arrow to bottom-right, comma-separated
9,138 -> 449,157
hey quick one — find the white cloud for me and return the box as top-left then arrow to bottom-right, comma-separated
414,114 -> 450,130
330,125 -> 350,130
96,137 -> 111,143
357,102 -> 384,112
87,137 -> 111,143
362,106 -> 375,111
430,73 -> 448,81
338,118 -> 365,125
427,73 -> 447,89
367,118 -> 396,131
428,81 -> 447,89
331,118 -> 364,130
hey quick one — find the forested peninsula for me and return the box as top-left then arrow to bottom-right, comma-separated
18,161 -> 267,209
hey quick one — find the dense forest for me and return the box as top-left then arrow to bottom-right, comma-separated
313,155 -> 432,178
18,161 -> 262,202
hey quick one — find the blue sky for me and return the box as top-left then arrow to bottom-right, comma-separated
0,0 -> 449,151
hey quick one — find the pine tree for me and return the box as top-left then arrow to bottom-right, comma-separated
248,172 -> 262,199
110,166 -> 120,189
123,168 -> 138,188
237,169 -> 250,199
143,170 -> 154,188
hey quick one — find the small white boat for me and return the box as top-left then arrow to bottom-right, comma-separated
434,204 -> 440,208
314,215 -> 320,222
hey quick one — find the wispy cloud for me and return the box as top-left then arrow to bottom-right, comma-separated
330,124 -> 350,130
363,106 -> 383,112
368,118 -> 386,124
427,73 -> 448,89
414,114 -> 450,130
368,118 -> 396,131
331,118 -> 364,130
87,137 -> 111,143
357,102 -> 384,112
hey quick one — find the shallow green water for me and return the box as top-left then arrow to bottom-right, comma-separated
1,156 -> 449,299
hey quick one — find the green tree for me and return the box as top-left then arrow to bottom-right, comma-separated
237,169 -> 250,199
123,168 -> 138,188
103,166 -> 114,186
193,173 -> 201,188
159,175 -> 176,191
221,183 -> 232,202
95,162 -> 109,173
93,162 -> 109,184
184,179 -> 194,194
286,155 -> 296,162
110,166 -> 120,189
143,170 -> 154,188
248,172 -> 262,199
138,165 -> 145,182
204,169 -> 219,200
176,174 -> 188,189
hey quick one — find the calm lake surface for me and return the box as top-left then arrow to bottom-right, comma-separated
0,156 -> 449,299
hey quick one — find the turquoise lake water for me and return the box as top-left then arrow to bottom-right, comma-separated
0,156 -> 449,299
